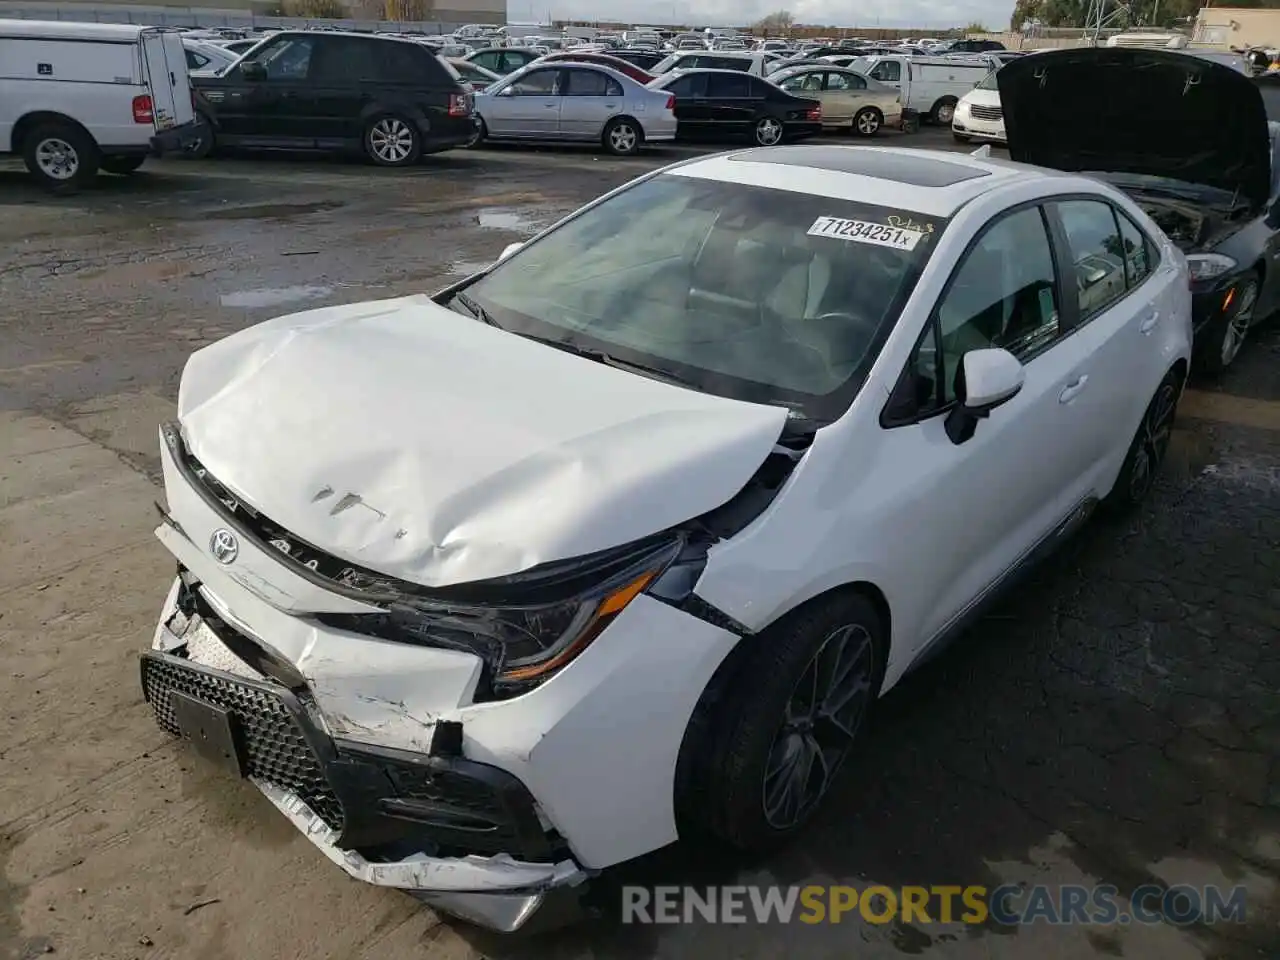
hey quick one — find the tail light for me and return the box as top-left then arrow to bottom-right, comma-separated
665,94 -> 675,111
806,105 -> 822,121
448,92 -> 472,117
132,94 -> 154,124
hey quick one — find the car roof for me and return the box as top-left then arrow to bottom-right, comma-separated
0,19 -> 152,41
674,49 -> 758,58
666,146 -> 1066,217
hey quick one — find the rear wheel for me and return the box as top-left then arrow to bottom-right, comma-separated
753,115 -> 784,146
101,155 -> 146,175
364,115 -> 421,167
184,113 -> 215,159
930,97 -> 958,124
1103,370 -> 1181,512
603,117 -> 641,156
1199,273 -> 1259,377
466,117 -> 487,149
853,107 -> 882,136
23,121 -> 99,194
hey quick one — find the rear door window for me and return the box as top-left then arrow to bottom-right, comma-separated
708,72 -> 751,97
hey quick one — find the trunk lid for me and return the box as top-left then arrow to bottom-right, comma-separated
998,47 -> 1271,210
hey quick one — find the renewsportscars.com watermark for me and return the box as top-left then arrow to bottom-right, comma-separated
622,884 -> 1248,926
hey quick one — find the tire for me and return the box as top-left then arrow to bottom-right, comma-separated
930,97 -> 958,125
1198,273 -> 1259,377
676,592 -> 887,853
952,131 -> 971,143
184,114 -> 215,160
1102,369 -> 1182,513
852,107 -> 882,137
364,114 -> 422,167
100,155 -> 146,175
466,117 -> 487,149
753,115 -> 784,147
22,121 -> 99,194
602,116 -> 642,156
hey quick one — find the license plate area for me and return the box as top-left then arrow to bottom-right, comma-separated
170,691 -> 246,777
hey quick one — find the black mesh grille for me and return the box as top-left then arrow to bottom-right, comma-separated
142,656 -> 345,831
969,105 -> 1003,121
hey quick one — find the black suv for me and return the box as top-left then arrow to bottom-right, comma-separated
181,31 -> 476,166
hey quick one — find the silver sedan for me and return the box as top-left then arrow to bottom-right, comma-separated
471,62 -> 677,155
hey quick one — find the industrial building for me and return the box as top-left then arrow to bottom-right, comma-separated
1194,5 -> 1280,50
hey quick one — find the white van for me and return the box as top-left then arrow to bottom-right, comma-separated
853,54 -> 994,123
0,20 -> 201,192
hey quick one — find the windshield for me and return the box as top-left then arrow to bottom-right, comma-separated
976,68 -> 999,90
459,174 -> 946,421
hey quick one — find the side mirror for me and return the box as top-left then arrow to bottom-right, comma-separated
945,347 -> 1024,444
498,241 -> 524,260
496,85 -> 514,96
240,60 -> 266,81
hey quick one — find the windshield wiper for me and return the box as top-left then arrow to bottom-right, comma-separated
519,334 -> 699,388
451,291 -> 503,329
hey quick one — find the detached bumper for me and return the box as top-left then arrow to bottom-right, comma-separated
150,120 -> 208,156
140,640 -> 589,932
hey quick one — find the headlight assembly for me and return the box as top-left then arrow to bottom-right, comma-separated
336,537 -> 684,697
1185,252 -> 1237,282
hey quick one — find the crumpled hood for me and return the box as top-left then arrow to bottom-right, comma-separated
177,295 -> 788,588
999,47 -> 1271,211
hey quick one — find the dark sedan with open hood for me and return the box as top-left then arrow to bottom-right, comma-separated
999,47 -> 1280,373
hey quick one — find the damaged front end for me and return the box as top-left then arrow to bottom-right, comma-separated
142,413 -> 810,931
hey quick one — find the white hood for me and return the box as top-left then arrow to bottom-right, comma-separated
177,295 -> 789,588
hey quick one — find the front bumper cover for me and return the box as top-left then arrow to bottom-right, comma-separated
140,638 -> 589,932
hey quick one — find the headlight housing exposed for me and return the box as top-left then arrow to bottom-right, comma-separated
329,536 -> 684,698
1186,252 -> 1237,282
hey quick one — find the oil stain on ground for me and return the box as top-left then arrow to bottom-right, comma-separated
203,200 -> 345,221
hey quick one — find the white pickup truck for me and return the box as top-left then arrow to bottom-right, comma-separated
850,54 -> 995,124
0,19 -> 204,192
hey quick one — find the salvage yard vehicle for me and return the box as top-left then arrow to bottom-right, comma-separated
470,62 -> 675,156
186,30 -> 475,165
0,19 -> 200,192
143,143 -> 1192,933
1001,46 -> 1280,373
854,54 -> 993,124
952,67 -> 1004,144
648,69 -> 822,146
769,64 -> 902,135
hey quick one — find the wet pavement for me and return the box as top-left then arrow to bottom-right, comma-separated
0,129 -> 1277,960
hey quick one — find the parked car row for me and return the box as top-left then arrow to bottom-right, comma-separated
138,44 -> 1275,939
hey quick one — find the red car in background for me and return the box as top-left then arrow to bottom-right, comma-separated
535,51 -> 656,84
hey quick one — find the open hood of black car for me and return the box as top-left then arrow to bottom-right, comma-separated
999,48 -> 1271,210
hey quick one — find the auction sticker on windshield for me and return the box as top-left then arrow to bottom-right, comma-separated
807,216 -> 924,251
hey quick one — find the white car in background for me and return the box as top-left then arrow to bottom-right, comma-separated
183,38 -> 239,77
952,68 -> 1005,142
142,144 -> 1191,933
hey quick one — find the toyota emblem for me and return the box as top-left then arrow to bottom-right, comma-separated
209,528 -> 239,565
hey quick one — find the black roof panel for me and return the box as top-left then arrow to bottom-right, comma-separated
727,146 -> 992,187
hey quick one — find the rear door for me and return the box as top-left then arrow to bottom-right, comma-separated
706,71 -> 757,134
559,67 -> 622,139
664,72 -> 710,135
307,36 -> 377,148
141,31 -> 184,131
820,70 -> 859,124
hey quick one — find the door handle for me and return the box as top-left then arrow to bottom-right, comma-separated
1139,310 -> 1159,334
1059,375 -> 1089,404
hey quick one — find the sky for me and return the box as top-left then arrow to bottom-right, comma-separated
506,0 -> 1013,30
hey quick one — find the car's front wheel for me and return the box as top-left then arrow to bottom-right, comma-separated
1103,368 -> 1182,512
466,117 -> 487,149
1200,273 -> 1259,376
677,592 -> 886,852
364,114 -> 422,167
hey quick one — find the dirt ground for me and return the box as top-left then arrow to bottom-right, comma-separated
1,131 -> 1278,960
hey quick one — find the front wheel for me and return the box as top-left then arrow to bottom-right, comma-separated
23,121 -> 99,194
466,117 -> 487,149
853,107 -> 882,137
364,115 -> 421,167
1199,274 -> 1258,376
753,115 -> 784,146
1103,370 -> 1182,512
603,117 -> 641,156
101,155 -> 146,175
676,592 -> 886,852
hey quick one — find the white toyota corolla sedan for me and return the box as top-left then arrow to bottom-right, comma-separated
144,145 -> 1192,931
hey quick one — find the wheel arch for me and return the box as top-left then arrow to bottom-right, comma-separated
11,111 -> 96,155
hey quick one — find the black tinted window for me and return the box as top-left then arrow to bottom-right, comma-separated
1116,209 -> 1157,289
504,50 -> 536,69
665,73 -> 704,96
253,36 -> 315,80
709,57 -> 750,71
1053,200 -> 1128,321
470,50 -> 500,70
565,69 -> 616,96
708,72 -> 751,97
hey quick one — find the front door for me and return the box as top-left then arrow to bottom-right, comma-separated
877,204 -> 1098,654
558,67 -> 621,140
223,34 -> 318,144
492,67 -> 562,137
